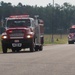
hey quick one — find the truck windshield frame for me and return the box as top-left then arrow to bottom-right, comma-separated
69,28 -> 75,33
6,19 -> 31,27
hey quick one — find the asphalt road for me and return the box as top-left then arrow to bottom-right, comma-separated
0,44 -> 75,75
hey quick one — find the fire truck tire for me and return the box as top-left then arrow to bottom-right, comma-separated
30,46 -> 35,52
39,45 -> 43,51
2,46 -> 7,53
35,46 -> 38,51
30,43 -> 35,52
68,41 -> 74,44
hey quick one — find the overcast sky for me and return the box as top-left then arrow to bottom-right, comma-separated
0,0 -> 75,6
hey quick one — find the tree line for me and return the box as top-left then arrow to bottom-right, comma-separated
0,1 -> 75,34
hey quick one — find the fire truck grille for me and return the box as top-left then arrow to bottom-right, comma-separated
10,33 -> 24,39
9,30 -> 24,39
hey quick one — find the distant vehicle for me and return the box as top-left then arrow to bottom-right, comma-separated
1,15 -> 44,53
68,25 -> 75,44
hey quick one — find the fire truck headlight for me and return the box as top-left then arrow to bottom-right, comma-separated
27,35 -> 32,38
2,35 -> 7,39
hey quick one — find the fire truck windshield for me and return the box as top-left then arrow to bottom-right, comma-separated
7,19 -> 31,27
69,28 -> 75,33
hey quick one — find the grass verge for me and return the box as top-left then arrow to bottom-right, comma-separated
44,34 -> 68,44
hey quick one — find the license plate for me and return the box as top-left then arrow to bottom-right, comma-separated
12,43 -> 22,47
14,40 -> 19,43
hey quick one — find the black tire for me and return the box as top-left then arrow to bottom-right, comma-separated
68,41 -> 74,44
30,40 -> 35,52
30,44 -> 35,52
35,45 -> 38,51
29,38 -> 35,52
2,46 -> 7,53
39,45 -> 43,51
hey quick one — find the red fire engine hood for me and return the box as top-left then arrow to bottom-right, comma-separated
5,27 -> 30,34
6,27 -> 29,31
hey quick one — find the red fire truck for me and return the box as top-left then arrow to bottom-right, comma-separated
68,25 -> 75,44
1,15 -> 44,53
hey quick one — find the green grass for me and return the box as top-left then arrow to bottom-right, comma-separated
44,34 -> 68,44
0,34 -> 68,52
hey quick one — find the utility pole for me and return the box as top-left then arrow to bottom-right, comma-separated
51,0 -> 54,43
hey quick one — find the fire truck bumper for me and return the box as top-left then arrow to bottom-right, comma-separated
1,39 -> 33,48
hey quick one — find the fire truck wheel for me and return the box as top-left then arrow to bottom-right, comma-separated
30,46 -> 35,52
35,48 -> 38,51
68,41 -> 74,44
39,45 -> 43,51
30,43 -> 35,52
35,45 -> 39,51
2,46 -> 7,53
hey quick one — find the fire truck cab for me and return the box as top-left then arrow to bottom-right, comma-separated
68,25 -> 75,44
1,15 -> 44,53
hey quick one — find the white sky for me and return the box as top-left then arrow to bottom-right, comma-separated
0,0 -> 75,6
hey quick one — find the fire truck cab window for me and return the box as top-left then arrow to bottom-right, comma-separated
69,28 -> 75,33
7,19 -> 31,27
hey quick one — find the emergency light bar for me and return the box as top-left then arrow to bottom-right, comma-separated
9,15 -> 29,18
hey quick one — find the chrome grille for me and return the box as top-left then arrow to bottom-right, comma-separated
10,33 -> 24,37
9,30 -> 24,38
12,30 -> 23,33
